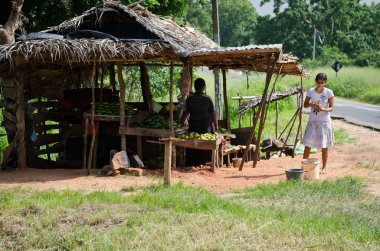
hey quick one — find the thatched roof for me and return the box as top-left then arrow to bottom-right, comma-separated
0,2 -> 307,76
189,45 -> 307,76
45,2 -> 218,56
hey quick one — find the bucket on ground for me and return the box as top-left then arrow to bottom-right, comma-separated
285,169 -> 304,180
301,158 -> 320,180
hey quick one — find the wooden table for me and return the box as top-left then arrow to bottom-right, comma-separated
160,137 -> 222,186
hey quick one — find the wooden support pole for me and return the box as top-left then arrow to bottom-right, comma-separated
87,63 -> 97,174
15,72 -> 26,169
292,95 -> 303,158
279,107 -> 300,157
239,53 -> 278,171
140,62 -> 153,113
222,69 -> 230,131
300,75 -> 304,141
117,63 -> 126,152
164,141 -> 172,187
82,115 -> 88,169
169,62 -> 174,135
109,64 -> 116,92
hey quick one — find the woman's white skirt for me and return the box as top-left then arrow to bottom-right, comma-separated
303,120 -> 334,149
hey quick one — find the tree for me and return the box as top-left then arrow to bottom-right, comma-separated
257,0 -> 379,64
0,0 -> 25,44
185,0 -> 258,46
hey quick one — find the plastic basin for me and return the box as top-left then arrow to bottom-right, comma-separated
285,169 -> 304,180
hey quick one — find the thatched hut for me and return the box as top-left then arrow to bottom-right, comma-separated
0,2 -> 306,171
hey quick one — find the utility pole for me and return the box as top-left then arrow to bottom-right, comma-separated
212,0 -> 222,120
312,27 -> 317,61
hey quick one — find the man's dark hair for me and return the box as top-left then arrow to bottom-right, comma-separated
194,78 -> 206,91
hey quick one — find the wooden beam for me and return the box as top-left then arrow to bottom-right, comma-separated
164,141 -> 172,187
169,62 -> 174,135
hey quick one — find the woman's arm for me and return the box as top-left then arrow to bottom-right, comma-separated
319,96 -> 334,112
304,96 -> 317,109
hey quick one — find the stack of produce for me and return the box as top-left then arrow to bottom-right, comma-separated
133,114 -> 169,129
94,102 -> 135,115
178,132 -> 219,140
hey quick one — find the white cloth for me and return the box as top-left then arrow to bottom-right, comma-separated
303,120 -> 334,149
306,87 -> 334,122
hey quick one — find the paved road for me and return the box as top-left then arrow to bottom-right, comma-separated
303,95 -> 380,130
332,98 -> 380,131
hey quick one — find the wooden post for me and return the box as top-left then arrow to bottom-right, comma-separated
164,141 -> 172,186
117,63 -> 126,152
15,72 -> 26,169
82,115 -> 88,169
169,62 -> 174,134
140,62 -> 153,113
87,63 -> 97,174
292,94 -> 303,158
239,53 -> 278,171
109,64 -> 116,92
222,69 -> 230,131
300,75 -> 304,141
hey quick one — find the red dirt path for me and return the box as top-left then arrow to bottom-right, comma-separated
1,120 -> 380,195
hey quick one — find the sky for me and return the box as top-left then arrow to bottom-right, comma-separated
250,0 -> 380,16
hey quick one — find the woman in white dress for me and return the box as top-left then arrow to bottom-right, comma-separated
303,73 -> 334,173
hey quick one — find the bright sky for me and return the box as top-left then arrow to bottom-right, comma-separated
250,0 -> 380,16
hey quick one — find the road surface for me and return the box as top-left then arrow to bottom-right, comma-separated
332,98 -> 380,131
304,96 -> 380,130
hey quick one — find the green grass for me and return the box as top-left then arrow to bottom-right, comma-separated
334,127 -> 356,144
1,177 -> 379,250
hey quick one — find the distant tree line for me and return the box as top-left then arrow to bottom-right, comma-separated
1,0 -> 378,67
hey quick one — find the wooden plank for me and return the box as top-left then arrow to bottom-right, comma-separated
33,113 -> 64,124
33,133 -> 63,146
119,126 -> 174,137
30,142 -> 64,155
3,86 -> 17,100
173,138 -> 221,151
3,110 -> 17,124
0,78 -> 15,87
34,124 -> 64,134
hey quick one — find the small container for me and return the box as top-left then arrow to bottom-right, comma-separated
285,169 -> 304,180
301,158 -> 320,180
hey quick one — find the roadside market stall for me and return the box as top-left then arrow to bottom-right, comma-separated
0,2 -> 306,180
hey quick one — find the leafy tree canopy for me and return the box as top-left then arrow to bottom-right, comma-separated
257,0 -> 379,65
185,0 -> 258,47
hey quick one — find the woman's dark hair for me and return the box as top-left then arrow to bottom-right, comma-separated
194,78 -> 206,91
315,73 -> 327,82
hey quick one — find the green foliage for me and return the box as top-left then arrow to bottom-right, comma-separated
22,0 -> 188,32
334,127 -> 356,144
257,0 -> 379,66
185,0 -> 258,46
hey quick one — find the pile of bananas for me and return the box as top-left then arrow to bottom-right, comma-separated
178,132 -> 218,141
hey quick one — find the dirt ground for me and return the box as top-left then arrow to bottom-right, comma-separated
1,119 -> 380,195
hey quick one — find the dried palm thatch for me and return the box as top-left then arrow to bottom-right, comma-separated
45,2 -> 218,55
0,39 -> 174,67
188,45 -> 307,76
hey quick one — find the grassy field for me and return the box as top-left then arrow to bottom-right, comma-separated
1,177 -> 379,250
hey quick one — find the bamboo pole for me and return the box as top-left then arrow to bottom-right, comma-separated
279,107 -> 300,157
292,94 -> 302,158
117,63 -> 126,152
87,63 -> 97,175
222,69 -> 230,130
